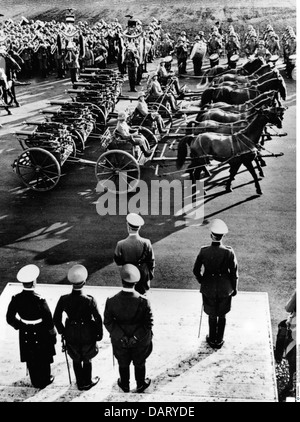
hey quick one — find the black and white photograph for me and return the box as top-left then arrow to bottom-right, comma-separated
0,0 -> 297,406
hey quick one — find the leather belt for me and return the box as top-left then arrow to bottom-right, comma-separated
20,318 -> 43,325
68,320 -> 90,325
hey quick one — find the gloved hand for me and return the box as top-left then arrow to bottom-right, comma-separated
127,336 -> 138,348
231,289 -> 237,297
120,336 -> 129,348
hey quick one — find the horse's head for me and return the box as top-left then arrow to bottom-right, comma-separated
261,106 -> 286,128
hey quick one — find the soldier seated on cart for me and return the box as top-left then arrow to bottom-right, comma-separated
131,91 -> 168,135
147,73 -> 181,116
157,59 -> 185,96
115,111 -> 155,157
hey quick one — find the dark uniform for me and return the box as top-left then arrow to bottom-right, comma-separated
114,213 -> 155,295
53,264 -> 103,390
193,219 -> 238,349
207,34 -> 222,68
104,264 -> 153,393
6,264 -> 56,389
124,45 -> 139,92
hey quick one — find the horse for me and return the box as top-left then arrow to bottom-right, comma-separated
199,57 -> 264,83
200,90 -> 277,113
185,119 -> 248,136
196,108 -> 257,124
200,76 -> 287,107
196,91 -> 278,123
176,106 -> 285,195
210,68 -> 280,90
210,62 -> 275,85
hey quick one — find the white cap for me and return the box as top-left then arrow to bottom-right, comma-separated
17,264 -> 40,283
120,264 -> 140,283
126,213 -> 145,228
67,264 -> 88,284
210,219 -> 228,235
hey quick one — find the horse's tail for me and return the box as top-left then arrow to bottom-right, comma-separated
176,135 -> 193,169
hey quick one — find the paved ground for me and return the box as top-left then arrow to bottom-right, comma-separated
0,55 -> 296,402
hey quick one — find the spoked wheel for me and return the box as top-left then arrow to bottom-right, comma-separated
95,149 -> 140,194
148,103 -> 173,123
15,147 -> 61,191
70,129 -> 85,152
148,102 -> 173,124
132,126 -> 158,148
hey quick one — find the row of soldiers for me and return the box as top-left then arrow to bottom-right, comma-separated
5,214 -> 241,395
5,213 -> 155,392
161,22 -> 296,77
0,16 -> 163,80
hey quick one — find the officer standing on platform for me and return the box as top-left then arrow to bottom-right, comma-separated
104,264 -> 153,393
6,264 -> 57,389
193,219 -> 239,349
114,213 -> 155,296
53,265 -> 103,391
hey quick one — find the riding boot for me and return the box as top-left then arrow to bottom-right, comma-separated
206,316 -> 217,347
82,362 -> 92,386
215,317 -> 226,349
73,361 -> 84,389
81,361 -> 99,390
118,366 -> 130,392
134,365 -> 146,389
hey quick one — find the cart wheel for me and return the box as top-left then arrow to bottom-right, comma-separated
148,102 -> 173,123
15,147 -> 61,192
82,102 -> 107,125
95,149 -> 140,194
70,129 -> 85,152
132,126 -> 158,148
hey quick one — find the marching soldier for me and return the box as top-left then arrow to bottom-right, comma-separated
53,264 -> 103,391
114,213 -> 155,296
6,264 -> 57,389
267,32 -> 281,56
254,40 -> 272,62
190,35 -> 207,76
207,33 -> 222,68
244,34 -> 259,58
124,44 -> 140,92
104,264 -> 153,393
225,32 -> 240,68
175,37 -> 189,76
284,34 -> 296,79
193,219 -> 239,349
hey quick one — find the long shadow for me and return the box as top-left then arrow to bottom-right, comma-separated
203,194 -> 260,221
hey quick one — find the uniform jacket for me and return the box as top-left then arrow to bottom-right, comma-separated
104,289 -> 153,346
6,289 -> 56,362
114,233 -> 155,282
193,241 -> 238,298
53,289 -> 103,343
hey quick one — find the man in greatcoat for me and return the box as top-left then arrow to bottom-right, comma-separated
104,264 -> 153,393
114,213 -> 155,296
6,264 -> 57,389
53,264 -> 103,390
193,219 -> 239,349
